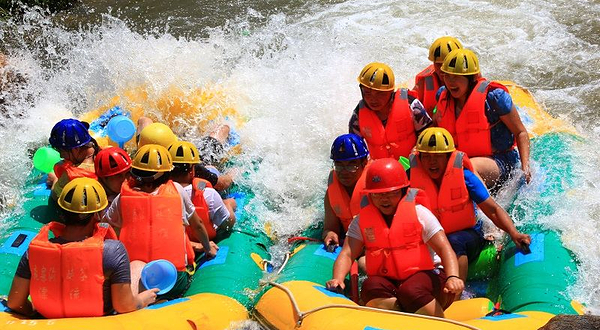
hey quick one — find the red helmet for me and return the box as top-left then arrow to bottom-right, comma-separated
95,147 -> 132,178
364,158 -> 409,193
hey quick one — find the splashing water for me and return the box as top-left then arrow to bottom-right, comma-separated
0,0 -> 599,315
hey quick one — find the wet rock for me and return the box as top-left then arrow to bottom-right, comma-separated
538,314 -> 600,330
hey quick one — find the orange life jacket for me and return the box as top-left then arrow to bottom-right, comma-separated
325,163 -> 369,231
359,188 -> 434,280
414,64 -> 441,117
186,178 -> 217,241
51,161 -> 97,200
119,180 -> 194,271
435,79 -> 510,157
358,88 -> 416,160
409,151 -> 477,234
28,221 -> 117,318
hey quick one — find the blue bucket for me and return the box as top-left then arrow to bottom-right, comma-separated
141,259 -> 177,295
107,115 -> 136,144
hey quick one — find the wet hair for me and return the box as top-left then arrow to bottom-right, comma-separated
171,163 -> 193,175
130,168 -> 170,189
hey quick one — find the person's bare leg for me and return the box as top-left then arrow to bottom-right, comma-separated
470,156 -> 501,188
415,299 -> 445,317
137,117 -> 154,138
365,297 -> 399,311
455,255 -> 469,301
130,260 -> 147,295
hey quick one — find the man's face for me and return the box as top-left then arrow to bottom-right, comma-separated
370,189 -> 403,216
334,159 -> 365,187
361,86 -> 394,112
419,152 -> 450,180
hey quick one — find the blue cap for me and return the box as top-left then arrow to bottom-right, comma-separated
49,118 -> 91,150
141,259 -> 177,295
330,133 -> 369,161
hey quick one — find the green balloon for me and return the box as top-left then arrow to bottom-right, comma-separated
33,147 -> 61,174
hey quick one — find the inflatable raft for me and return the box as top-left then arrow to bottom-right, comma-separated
252,81 -> 586,330
0,87 -> 272,330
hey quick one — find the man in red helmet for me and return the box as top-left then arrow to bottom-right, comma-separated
326,158 -> 463,317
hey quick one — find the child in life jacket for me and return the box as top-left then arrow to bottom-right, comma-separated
7,178 -> 158,318
47,119 -> 99,201
167,140 -> 236,246
326,158 -> 463,317
95,147 -> 132,205
349,62 -> 431,160
102,144 -> 218,300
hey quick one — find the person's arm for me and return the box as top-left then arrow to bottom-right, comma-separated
7,276 -> 34,317
426,231 -> 464,294
478,198 -> 531,249
325,236 -> 363,292
111,283 -> 158,313
214,172 -> 234,191
221,198 -> 237,230
322,193 -> 342,247
189,211 -> 218,258
500,106 -> 530,182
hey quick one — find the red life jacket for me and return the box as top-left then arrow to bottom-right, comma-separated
414,64 -> 441,117
325,164 -> 369,231
358,88 -> 416,160
51,161 -> 97,200
435,79 -> 510,157
359,188 -> 434,280
186,178 -> 217,241
119,180 -> 194,271
29,222 -> 117,318
409,151 -> 477,234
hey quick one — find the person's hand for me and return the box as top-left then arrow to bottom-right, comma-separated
46,172 -> 57,188
522,165 -> 531,184
206,242 -> 219,259
138,288 -> 159,308
510,232 -> 531,252
443,276 -> 464,294
190,241 -> 204,252
325,279 -> 345,293
323,231 -> 339,248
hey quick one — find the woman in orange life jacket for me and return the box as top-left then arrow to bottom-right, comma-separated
326,158 -> 463,317
167,140 -> 236,247
137,118 -> 236,191
95,147 -> 132,205
322,133 -> 369,249
413,36 -> 463,117
433,49 -> 531,189
47,119 -> 99,201
348,62 -> 432,160
409,128 -> 531,299
7,178 -> 158,318
101,144 -> 218,300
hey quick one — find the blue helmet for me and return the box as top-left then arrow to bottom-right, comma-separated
330,134 -> 369,161
49,119 -> 92,150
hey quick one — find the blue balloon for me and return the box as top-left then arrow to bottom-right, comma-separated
141,259 -> 177,295
107,115 -> 136,144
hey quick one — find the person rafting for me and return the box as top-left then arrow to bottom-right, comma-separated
322,133 -> 370,249
47,119 -> 99,201
94,146 -> 132,204
409,128 -> 531,297
137,119 -> 235,191
413,36 -> 463,116
349,62 -> 431,160
326,158 -> 463,317
101,144 -> 218,299
167,140 -> 236,245
433,49 -> 531,188
7,178 -> 158,318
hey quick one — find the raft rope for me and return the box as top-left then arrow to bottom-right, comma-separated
261,281 -> 483,330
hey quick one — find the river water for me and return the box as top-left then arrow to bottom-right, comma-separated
0,0 -> 599,323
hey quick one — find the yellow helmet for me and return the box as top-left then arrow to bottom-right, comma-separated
167,141 -> 201,164
428,36 -> 463,63
138,123 -> 178,148
441,48 -> 480,75
58,177 -> 108,214
132,144 -> 173,172
357,62 -> 395,91
416,127 -> 456,153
